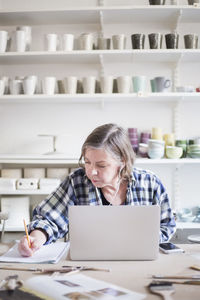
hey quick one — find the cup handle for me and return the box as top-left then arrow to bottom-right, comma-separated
164,80 -> 171,88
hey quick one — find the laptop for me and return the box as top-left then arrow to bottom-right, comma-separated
69,205 -> 160,261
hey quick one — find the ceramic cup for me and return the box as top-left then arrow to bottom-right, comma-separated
148,33 -> 163,49
131,34 -> 145,49
188,0 -> 200,4
79,33 -> 94,50
132,76 -> 146,93
0,76 -> 9,94
153,77 -> 171,92
0,30 -> 8,53
152,127 -> 163,140
97,37 -> 111,50
63,76 -> 78,94
16,26 -> 32,51
14,30 -> 26,52
0,80 -> 5,96
165,33 -> 179,49
62,34 -> 74,51
184,34 -> 198,49
42,76 -> 56,95
100,76 -> 113,93
117,76 -> 131,93
149,0 -> 166,4
9,79 -> 23,95
45,33 -> 59,51
23,78 -> 36,95
112,34 -> 126,50
82,76 -> 96,94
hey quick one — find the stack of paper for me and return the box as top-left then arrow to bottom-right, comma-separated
0,241 -> 69,264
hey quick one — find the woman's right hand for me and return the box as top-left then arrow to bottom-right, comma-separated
18,229 -> 47,257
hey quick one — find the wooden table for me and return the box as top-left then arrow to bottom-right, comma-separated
0,243 -> 200,299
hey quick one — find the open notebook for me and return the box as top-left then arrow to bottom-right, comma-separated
0,241 -> 69,264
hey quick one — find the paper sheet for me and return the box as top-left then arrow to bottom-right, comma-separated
0,241 -> 69,264
25,273 -> 146,300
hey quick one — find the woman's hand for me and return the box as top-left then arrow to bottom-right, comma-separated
18,229 -> 47,257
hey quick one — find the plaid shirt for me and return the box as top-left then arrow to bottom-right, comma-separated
29,167 -> 176,244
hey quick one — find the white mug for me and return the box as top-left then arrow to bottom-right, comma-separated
79,33 -> 94,50
117,76 -> 131,93
14,30 -> 26,52
63,76 -> 77,94
0,80 -> 5,96
100,76 -> 113,93
9,79 -> 23,95
112,34 -> 126,50
42,77 -> 56,95
0,76 -> 9,94
82,76 -> 96,94
23,78 -> 36,95
63,34 -> 74,51
0,31 -> 8,53
16,26 -> 32,51
45,34 -> 58,51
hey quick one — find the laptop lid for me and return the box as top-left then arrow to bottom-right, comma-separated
69,205 -> 160,261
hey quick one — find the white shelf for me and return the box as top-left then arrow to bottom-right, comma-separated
0,93 -> 199,104
0,6 -> 200,26
136,158 -> 200,165
1,50 -> 200,65
0,156 -> 200,165
0,189 -> 53,195
0,154 -> 79,164
177,222 -> 200,229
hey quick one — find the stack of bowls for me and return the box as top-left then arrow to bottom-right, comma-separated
128,128 -> 139,154
166,146 -> 183,159
187,144 -> 200,158
175,140 -> 187,158
138,131 -> 151,157
148,139 -> 165,159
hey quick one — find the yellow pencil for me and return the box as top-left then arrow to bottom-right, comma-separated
23,219 -> 31,248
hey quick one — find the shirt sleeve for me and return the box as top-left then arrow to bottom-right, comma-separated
28,176 -> 76,244
153,175 -> 176,243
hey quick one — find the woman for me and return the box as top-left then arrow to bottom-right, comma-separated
18,123 -> 176,256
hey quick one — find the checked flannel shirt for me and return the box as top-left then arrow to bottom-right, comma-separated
29,167 -> 176,244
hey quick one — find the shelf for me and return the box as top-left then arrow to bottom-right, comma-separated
177,222 -> 200,229
136,158 -> 200,165
0,154 -> 79,164
0,189 -> 53,195
0,155 -> 200,165
0,93 -> 199,104
1,50 -> 200,65
0,6 -> 200,26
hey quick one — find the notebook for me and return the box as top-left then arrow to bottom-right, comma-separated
69,205 -> 160,261
0,241 -> 69,264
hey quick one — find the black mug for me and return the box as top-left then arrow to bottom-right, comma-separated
149,0 -> 166,4
165,33 -> 179,49
184,34 -> 198,49
148,33 -> 163,49
188,0 -> 200,4
131,34 -> 145,49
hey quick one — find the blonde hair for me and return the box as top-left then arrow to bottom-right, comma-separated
79,123 -> 136,180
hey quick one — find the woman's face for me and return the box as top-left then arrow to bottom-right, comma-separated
84,147 -> 122,188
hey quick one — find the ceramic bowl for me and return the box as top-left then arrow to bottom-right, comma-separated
166,146 -> 183,159
148,148 -> 164,159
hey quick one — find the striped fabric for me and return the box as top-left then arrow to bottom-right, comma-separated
29,167 -> 176,244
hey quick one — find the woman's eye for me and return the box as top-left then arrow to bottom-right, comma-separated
98,166 -> 106,168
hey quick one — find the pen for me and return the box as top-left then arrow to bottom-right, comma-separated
23,219 -> 31,248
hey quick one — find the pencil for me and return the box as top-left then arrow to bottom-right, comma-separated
23,219 -> 31,248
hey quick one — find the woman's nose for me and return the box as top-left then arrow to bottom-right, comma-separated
91,168 -> 98,175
